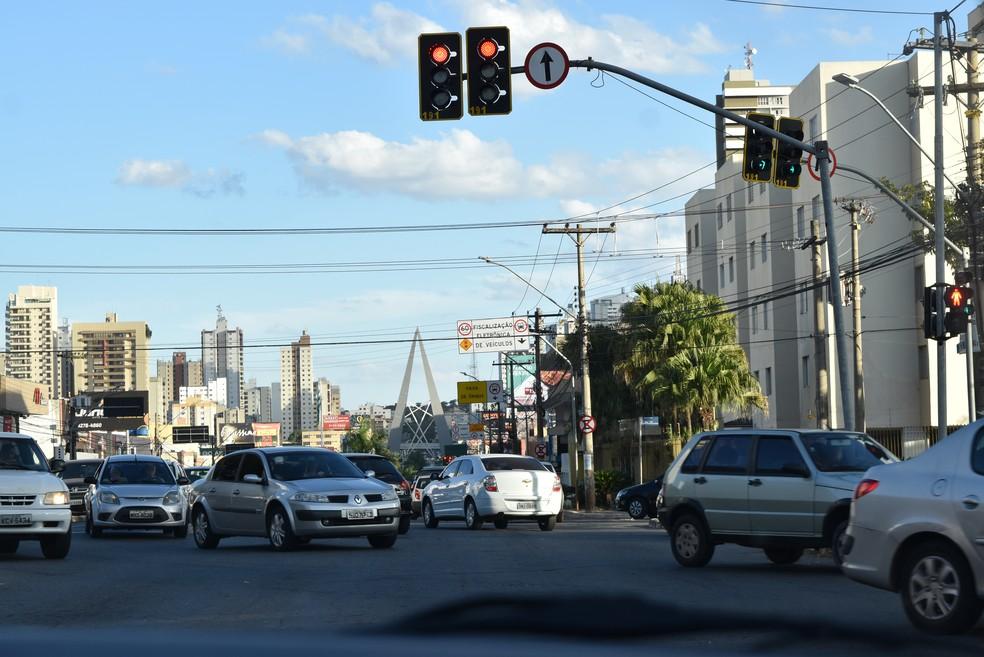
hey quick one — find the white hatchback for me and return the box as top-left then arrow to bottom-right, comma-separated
0,432 -> 72,559
421,454 -> 563,531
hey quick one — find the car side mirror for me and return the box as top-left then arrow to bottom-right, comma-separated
84,475 -> 97,485
242,473 -> 264,485
49,458 -> 65,473
365,469 -> 376,479
782,463 -> 811,478
176,476 -> 190,486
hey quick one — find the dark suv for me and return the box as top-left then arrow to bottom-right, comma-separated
343,453 -> 411,535
57,459 -> 104,515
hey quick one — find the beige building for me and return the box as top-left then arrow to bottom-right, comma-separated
280,332 -> 316,437
71,313 -> 152,393
715,66 -> 793,168
5,285 -> 60,400
187,360 -> 204,387
300,430 -> 344,450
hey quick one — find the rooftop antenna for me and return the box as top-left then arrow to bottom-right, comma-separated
744,42 -> 757,70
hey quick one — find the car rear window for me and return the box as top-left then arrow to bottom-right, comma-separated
348,456 -> 403,484
60,461 -> 102,479
481,457 -> 545,471
680,437 -> 711,474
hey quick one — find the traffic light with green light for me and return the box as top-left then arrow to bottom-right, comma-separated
742,113 -> 776,183
774,117 -> 804,189
465,27 -> 511,116
418,33 -> 463,121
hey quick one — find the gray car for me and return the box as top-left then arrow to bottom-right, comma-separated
188,448 -> 401,551
842,421 -> 984,634
84,454 -> 190,538
657,429 -> 896,567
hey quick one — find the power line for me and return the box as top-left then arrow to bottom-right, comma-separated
722,0 -> 930,15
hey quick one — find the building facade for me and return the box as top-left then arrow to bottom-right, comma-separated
5,285 -> 59,400
201,310 -> 244,410
172,352 -> 188,402
244,379 -> 274,423
187,360 -> 203,387
71,313 -> 151,394
279,332 -> 316,436
314,378 -> 341,422
589,291 -> 632,326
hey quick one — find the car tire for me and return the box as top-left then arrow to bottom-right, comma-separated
86,512 -> 102,538
172,523 -> 188,539
192,506 -> 220,550
267,506 -> 299,552
464,499 -> 484,531
900,540 -> 983,634
830,519 -> 849,567
422,500 -> 439,529
398,514 -> 411,535
0,538 -> 19,554
368,533 -> 397,549
538,516 -> 557,532
493,517 -> 509,530
627,497 -> 647,520
40,531 -> 71,560
556,510 -> 564,523
670,514 -> 714,568
764,547 -> 803,565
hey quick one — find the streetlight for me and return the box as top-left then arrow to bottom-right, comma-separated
479,256 -> 576,320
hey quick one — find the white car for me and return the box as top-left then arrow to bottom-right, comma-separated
0,432 -> 72,559
841,421 -> 984,634
421,454 -> 563,531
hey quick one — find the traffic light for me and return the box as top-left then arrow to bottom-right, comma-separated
465,27 -> 511,116
944,283 -> 975,336
924,284 -> 945,341
774,117 -> 804,189
418,33 -> 463,121
741,113 -> 775,183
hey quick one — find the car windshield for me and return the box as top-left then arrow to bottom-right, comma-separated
100,461 -> 176,485
269,451 -> 366,481
59,461 -> 102,479
347,456 -> 403,483
186,469 -> 208,482
800,433 -> 893,472
481,457 -> 546,472
0,437 -> 48,472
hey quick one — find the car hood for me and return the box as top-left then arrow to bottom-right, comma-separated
102,484 -> 175,498
0,470 -> 67,495
287,477 -> 388,494
815,471 -> 865,492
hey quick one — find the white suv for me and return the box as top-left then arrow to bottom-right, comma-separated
0,432 -> 72,559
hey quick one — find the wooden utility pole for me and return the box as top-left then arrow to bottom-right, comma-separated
542,223 -> 615,512
533,308 -> 547,454
841,199 -> 868,431
804,220 -> 830,428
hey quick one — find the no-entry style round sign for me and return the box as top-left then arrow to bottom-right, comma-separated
578,415 -> 596,434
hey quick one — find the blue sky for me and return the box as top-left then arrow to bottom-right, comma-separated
0,0 -> 942,406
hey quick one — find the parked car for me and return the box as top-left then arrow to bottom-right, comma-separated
841,421 -> 984,634
343,453 -> 412,534
0,432 -> 72,559
84,454 -> 190,538
421,454 -> 563,531
657,429 -> 896,568
185,466 -> 210,483
57,458 -> 103,516
614,476 -> 663,520
188,448 -> 400,551
540,462 -> 556,473
410,466 -> 445,518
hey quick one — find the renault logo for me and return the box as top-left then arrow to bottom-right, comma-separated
353,495 -> 364,505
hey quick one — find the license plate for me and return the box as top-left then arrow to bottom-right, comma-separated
343,508 -> 377,520
129,510 -> 154,520
0,514 -> 31,526
516,502 -> 536,511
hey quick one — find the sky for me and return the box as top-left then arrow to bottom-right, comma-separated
0,0 -> 948,407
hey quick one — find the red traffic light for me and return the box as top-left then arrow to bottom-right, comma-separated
945,285 -> 972,309
477,38 -> 498,59
429,43 -> 451,65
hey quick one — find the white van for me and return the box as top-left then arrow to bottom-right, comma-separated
0,432 -> 72,559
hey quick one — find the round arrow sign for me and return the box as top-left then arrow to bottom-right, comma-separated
524,42 -> 570,90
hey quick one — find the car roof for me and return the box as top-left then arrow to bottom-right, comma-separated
66,458 -> 103,464
0,432 -> 34,440
340,452 -> 388,458
104,454 -> 166,463
709,428 -> 865,435
255,447 -> 338,455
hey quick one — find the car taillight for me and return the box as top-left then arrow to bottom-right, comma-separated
400,480 -> 410,492
552,475 -> 561,492
482,475 -> 498,492
413,490 -> 421,501
854,479 -> 879,500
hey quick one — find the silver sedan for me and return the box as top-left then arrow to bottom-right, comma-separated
188,447 -> 401,551
84,454 -> 189,538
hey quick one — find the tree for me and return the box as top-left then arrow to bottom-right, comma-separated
400,449 -> 427,480
343,419 -> 396,460
616,282 -> 766,433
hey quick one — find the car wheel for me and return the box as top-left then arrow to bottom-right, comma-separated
901,540 -> 983,634
172,523 -> 188,539
86,512 -> 102,538
464,499 -> 484,531
493,517 -> 509,530
670,514 -> 714,567
764,547 -> 803,565
40,531 -> 71,560
627,497 -> 647,520
398,514 -> 411,535
831,519 -> 849,566
538,516 -> 557,532
556,510 -> 564,523
0,538 -> 19,554
368,533 -> 397,549
267,506 -> 299,552
192,506 -> 220,550
422,500 -> 439,529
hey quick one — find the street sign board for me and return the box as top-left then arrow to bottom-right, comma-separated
534,442 -> 547,459
456,381 -> 505,404
457,317 -> 532,353
641,416 -> 661,427
524,42 -> 570,90
459,336 -> 527,353
578,415 -> 596,433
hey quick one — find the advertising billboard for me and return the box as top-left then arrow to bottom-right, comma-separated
322,415 -> 351,431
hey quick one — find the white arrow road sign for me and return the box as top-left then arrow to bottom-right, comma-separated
524,42 -> 570,90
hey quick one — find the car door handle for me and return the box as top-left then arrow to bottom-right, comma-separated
208,488 -> 216,494
232,489 -> 240,496
694,477 -> 707,485
748,479 -> 763,487
963,495 -> 980,510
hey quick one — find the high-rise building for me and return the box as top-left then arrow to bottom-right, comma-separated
179,378 -> 227,405
279,332 -> 316,436
5,285 -> 59,400
201,308 -> 244,410
714,56 -> 793,168
589,291 -> 633,326
151,359 -> 174,421
56,319 -> 73,398
172,352 -> 188,402
187,360 -> 203,387
314,378 -> 341,422
71,313 -> 152,393
244,379 -> 273,422
271,382 -> 282,423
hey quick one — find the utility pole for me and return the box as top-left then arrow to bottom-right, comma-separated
841,199 -> 870,431
542,223 -> 615,512
805,220 -> 830,428
533,308 -> 547,455
934,12 -> 949,438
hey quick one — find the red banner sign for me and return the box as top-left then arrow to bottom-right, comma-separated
322,415 -> 351,431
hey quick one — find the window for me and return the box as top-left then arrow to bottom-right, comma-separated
755,437 -> 808,476
717,204 -> 723,229
972,431 -> 984,475
915,265 -> 924,301
796,206 -> 805,239
919,345 -> 929,380
696,279 -> 702,291
214,454 -> 243,482
759,183 -> 766,197
687,229 -> 692,253
753,370 -> 760,383
763,302 -> 769,329
481,456 -> 545,471
812,195 -> 821,223
728,257 -> 735,282
440,461 -> 460,479
749,241 -> 756,270
240,453 -> 265,481
719,264 -> 726,287
727,194 -> 733,222
800,290 -> 808,315
809,114 -> 819,142
761,234 -> 768,263
802,356 -> 810,388
458,460 -> 474,476
703,435 -> 754,474
747,183 -> 754,203
694,225 -> 699,248
680,437 -> 712,473
765,367 -> 773,396
752,306 -> 758,334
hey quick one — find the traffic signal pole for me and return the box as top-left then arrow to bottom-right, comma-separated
934,12 -> 949,438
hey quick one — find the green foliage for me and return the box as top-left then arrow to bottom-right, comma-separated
343,419 -> 397,461
400,450 -> 427,480
594,469 -> 629,505
880,178 -> 963,268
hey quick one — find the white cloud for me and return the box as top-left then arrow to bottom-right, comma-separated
261,28 -> 310,54
822,26 -> 874,46
299,4 -> 442,65
116,159 -> 244,198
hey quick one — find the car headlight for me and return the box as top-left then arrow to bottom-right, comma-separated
42,491 -> 69,506
99,491 -> 120,505
163,490 -> 181,506
292,492 -> 332,503
380,489 -> 398,502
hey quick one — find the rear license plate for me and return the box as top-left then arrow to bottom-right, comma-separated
0,514 -> 31,526
129,510 -> 155,520
343,508 -> 377,520
516,502 -> 536,511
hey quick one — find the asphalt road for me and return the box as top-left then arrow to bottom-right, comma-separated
0,513 -> 981,654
